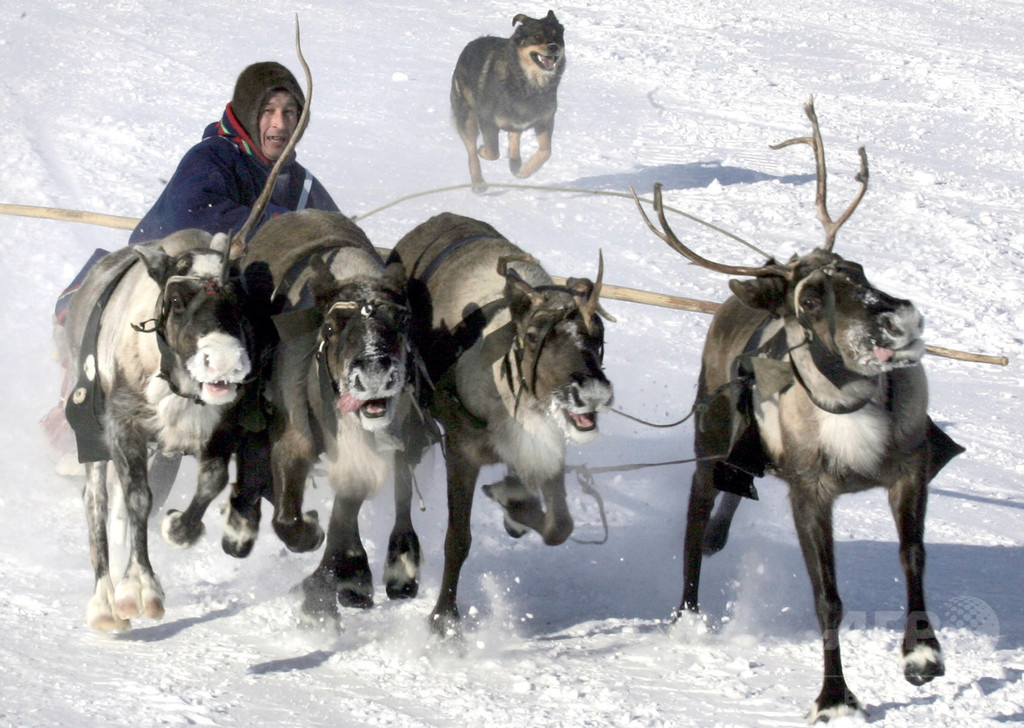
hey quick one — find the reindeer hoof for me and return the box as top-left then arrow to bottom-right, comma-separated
385,532 -> 421,600
903,644 -> 944,685
161,509 -> 205,549
273,511 -> 325,553
502,513 -> 529,538
702,521 -> 730,554
113,574 -> 165,621
222,505 -> 259,558
428,609 -> 463,641
509,157 -> 522,176
807,683 -> 862,724
483,478 -> 534,538
86,577 -> 131,632
337,582 -> 374,609
300,573 -> 341,620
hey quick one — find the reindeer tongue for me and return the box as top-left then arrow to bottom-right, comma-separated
874,347 -> 895,362
337,393 -> 365,413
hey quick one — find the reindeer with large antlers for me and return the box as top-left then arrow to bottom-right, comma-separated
636,98 -> 963,722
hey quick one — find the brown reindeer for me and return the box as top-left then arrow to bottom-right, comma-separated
635,99 -> 963,722
389,213 -> 614,636
243,209 -> 418,617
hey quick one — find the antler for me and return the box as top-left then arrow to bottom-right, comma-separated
632,184 -> 785,278
770,96 -> 869,251
229,16 -> 312,260
572,250 -> 617,332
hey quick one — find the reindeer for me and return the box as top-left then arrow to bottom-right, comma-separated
238,209 -> 419,618
58,230 -> 253,631
635,99 -> 964,722
389,212 -> 614,636
59,24 -> 320,631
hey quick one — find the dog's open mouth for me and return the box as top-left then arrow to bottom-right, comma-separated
531,51 -> 560,71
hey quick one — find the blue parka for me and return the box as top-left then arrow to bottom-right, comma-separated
128,103 -> 339,244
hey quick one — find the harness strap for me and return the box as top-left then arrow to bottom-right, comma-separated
65,263 -> 134,463
418,234 -> 490,285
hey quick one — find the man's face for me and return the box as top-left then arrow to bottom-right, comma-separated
258,91 -> 299,161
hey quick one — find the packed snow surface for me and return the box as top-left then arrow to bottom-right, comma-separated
1,1 -> 1022,725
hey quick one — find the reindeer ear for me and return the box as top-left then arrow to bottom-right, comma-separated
134,245 -> 173,284
729,276 -> 787,312
504,271 -> 544,316
308,255 -> 338,305
564,276 -> 593,300
382,260 -> 408,294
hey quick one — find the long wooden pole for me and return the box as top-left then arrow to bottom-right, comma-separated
0,203 -> 138,230
2,201 -> 1008,366
551,276 -> 1008,366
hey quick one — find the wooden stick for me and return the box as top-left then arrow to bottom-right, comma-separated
2,202 -> 1008,366
554,276 -> 1008,366
0,203 -> 139,230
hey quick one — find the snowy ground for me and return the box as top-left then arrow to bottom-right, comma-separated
1,0 -> 1023,725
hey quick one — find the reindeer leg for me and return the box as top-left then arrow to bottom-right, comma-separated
109,420 -> 164,622
161,427 -> 233,550
430,438 -> 481,638
704,491 -> 742,555
385,457 -> 421,600
301,493 -> 373,618
487,471 -> 573,546
270,431 -> 324,553
83,461 -> 130,632
221,430 -> 270,558
790,488 -> 861,722
889,468 -> 944,686
680,460 -> 717,615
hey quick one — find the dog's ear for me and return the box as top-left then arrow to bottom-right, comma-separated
512,13 -> 528,27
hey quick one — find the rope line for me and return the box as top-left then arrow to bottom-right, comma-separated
351,182 -> 775,260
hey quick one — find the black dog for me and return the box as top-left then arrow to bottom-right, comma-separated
451,11 -> 565,191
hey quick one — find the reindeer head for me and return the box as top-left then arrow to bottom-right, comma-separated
730,250 -> 925,375
135,234 -> 252,406
308,257 -> 411,432
499,253 -> 613,443
634,98 -> 926,382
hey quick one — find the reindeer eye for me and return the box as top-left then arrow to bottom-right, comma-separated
169,292 -> 188,313
524,329 -> 540,346
799,293 -> 821,313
